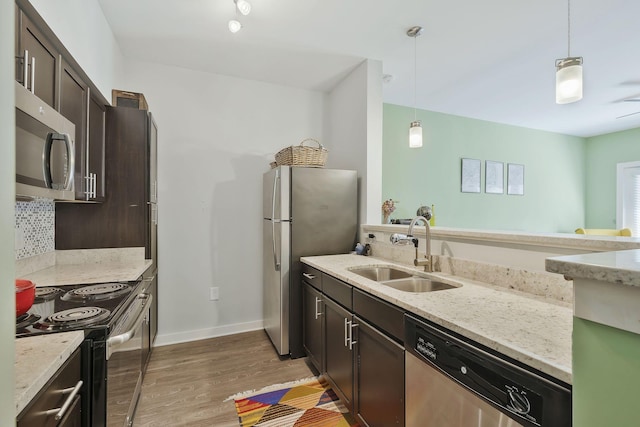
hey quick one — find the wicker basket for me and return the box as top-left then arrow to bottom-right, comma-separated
275,139 -> 328,167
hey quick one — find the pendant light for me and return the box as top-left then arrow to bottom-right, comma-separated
407,26 -> 423,148
555,0 -> 583,104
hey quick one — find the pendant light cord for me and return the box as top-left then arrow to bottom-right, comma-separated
413,34 -> 417,121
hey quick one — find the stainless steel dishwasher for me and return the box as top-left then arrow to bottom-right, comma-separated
405,314 -> 571,427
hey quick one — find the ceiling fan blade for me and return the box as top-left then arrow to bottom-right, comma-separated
623,99 -> 640,102
616,111 -> 640,119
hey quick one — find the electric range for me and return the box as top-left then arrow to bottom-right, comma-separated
16,279 -> 152,427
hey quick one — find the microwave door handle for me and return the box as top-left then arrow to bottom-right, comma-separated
43,133 -> 54,188
62,133 -> 75,191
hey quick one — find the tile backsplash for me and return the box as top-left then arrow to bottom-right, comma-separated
15,199 -> 55,260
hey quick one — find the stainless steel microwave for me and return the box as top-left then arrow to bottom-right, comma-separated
15,81 -> 75,201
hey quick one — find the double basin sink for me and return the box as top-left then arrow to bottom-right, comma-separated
348,266 -> 459,293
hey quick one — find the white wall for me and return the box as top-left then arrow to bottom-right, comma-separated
1,1 -> 16,423
16,2 -> 381,346
29,0 -> 123,101
122,59 -> 329,344
327,60 -> 383,226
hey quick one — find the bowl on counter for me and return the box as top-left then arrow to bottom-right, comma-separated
16,279 -> 35,316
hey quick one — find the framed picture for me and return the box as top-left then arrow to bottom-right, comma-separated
485,160 -> 504,194
461,158 -> 481,193
507,163 -> 525,195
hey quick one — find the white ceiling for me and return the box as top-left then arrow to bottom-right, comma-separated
98,0 -> 640,138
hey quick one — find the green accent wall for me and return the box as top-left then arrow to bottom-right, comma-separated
585,127 -> 640,228
573,317 -> 640,427
383,104 -> 586,232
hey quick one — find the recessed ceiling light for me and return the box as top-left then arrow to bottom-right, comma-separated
228,19 -> 242,33
235,0 -> 251,16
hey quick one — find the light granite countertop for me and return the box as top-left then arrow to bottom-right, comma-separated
15,331 -> 84,415
20,259 -> 152,287
302,254 -> 573,385
546,249 -> 640,286
364,224 -> 640,252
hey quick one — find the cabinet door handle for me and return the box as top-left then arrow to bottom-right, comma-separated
349,322 -> 359,350
84,174 -> 96,199
30,56 -> 35,94
22,50 -> 29,89
344,318 -> 349,347
314,297 -> 322,319
43,380 -> 83,421
84,175 -> 91,197
302,273 -> 316,280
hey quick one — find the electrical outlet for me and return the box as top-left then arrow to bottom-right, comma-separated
209,287 -> 219,301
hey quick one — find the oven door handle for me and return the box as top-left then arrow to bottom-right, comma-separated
106,293 -> 152,360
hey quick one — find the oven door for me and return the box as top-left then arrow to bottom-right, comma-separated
106,293 -> 151,427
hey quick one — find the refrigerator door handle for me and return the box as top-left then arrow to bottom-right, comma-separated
272,169 -> 281,271
272,220 -> 280,271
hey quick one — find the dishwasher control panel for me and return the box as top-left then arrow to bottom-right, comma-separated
405,314 -> 572,427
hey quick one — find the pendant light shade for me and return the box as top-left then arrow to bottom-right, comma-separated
556,57 -> 583,104
409,121 -> 423,148
555,0 -> 583,104
407,26 -> 423,148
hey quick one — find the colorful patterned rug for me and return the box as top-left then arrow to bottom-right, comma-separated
233,377 -> 359,426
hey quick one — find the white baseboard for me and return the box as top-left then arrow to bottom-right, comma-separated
154,320 -> 264,347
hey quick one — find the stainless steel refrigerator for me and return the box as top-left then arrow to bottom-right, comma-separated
263,166 -> 358,357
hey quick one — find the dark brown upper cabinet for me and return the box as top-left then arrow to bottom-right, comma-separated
59,60 -> 88,200
16,0 -> 109,203
16,10 -> 59,108
56,107 -> 150,251
58,60 -> 106,202
88,94 -> 106,201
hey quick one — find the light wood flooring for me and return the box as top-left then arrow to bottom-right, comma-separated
133,330 -> 317,426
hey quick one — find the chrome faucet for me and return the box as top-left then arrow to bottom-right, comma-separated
390,215 -> 432,272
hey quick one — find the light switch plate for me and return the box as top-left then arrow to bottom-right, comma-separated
209,287 -> 219,301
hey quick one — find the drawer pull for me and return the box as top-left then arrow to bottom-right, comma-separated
302,273 -> 316,280
43,380 -> 83,420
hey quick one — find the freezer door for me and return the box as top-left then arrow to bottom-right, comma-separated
263,218 -> 291,355
290,168 -> 358,256
263,166 -> 291,220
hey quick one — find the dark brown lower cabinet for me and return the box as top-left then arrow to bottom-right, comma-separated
354,316 -> 405,426
302,268 -> 406,425
324,297 -> 354,412
17,348 -> 82,427
302,281 -> 323,372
